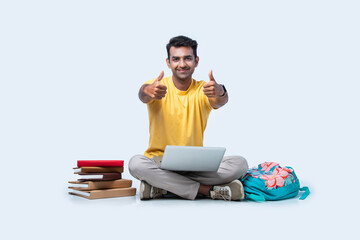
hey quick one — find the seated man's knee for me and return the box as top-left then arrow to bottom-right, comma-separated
238,156 -> 248,171
225,155 -> 249,179
128,154 -> 146,178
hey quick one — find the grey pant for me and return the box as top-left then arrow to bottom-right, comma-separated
128,154 -> 249,200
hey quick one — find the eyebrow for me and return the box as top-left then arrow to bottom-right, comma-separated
172,55 -> 193,59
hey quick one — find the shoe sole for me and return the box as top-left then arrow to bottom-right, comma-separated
140,181 -> 151,200
229,180 -> 245,201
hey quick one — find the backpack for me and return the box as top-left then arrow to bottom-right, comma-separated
241,162 -> 310,201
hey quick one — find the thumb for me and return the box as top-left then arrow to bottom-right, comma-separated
208,70 -> 216,82
156,70 -> 164,83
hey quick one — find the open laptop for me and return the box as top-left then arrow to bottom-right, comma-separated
156,145 -> 226,172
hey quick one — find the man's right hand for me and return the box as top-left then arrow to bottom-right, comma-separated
143,71 -> 167,100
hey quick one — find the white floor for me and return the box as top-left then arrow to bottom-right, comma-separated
1,172 -> 355,240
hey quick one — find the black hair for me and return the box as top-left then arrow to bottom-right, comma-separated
166,35 -> 198,59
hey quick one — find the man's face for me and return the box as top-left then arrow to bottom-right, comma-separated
166,46 -> 199,81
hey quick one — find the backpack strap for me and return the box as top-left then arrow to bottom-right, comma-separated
299,186 -> 310,200
246,187 -> 310,201
246,193 -> 266,202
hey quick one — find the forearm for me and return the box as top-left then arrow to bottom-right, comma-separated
138,84 -> 152,103
209,92 -> 228,109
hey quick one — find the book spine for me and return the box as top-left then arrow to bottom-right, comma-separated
87,179 -> 132,190
76,172 -> 122,181
89,188 -> 136,199
75,166 -> 124,173
77,160 -> 124,167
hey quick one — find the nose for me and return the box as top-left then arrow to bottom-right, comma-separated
179,59 -> 186,67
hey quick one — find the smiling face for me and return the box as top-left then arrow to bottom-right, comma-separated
166,46 -> 199,82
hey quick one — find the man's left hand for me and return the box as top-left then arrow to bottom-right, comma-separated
203,70 -> 225,98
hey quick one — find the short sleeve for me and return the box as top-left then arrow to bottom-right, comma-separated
203,92 -> 214,110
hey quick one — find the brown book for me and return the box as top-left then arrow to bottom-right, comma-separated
76,172 -> 122,181
68,179 -> 132,190
73,166 -> 124,174
68,187 -> 136,199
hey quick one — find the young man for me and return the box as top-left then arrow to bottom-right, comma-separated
129,36 -> 248,201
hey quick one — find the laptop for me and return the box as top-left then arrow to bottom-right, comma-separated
156,145 -> 226,172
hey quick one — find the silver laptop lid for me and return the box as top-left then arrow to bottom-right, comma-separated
160,145 -> 226,172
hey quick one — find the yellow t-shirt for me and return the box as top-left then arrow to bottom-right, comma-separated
144,76 -> 213,158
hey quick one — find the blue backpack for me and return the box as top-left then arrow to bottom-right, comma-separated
241,162 -> 310,201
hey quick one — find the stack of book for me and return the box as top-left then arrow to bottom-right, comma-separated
68,160 -> 136,199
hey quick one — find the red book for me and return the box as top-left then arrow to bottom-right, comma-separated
77,160 -> 124,167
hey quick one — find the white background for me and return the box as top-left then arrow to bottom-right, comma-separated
1,0 -> 359,239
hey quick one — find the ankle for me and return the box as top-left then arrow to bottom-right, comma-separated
198,184 -> 213,196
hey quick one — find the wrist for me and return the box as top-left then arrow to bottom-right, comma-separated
219,84 -> 227,97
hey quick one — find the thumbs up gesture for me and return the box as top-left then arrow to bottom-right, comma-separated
144,71 -> 167,100
203,70 -> 225,98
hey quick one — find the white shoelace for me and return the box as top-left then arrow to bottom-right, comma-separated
211,186 -> 232,201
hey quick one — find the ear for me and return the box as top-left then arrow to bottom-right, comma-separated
195,56 -> 199,67
166,58 -> 171,68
